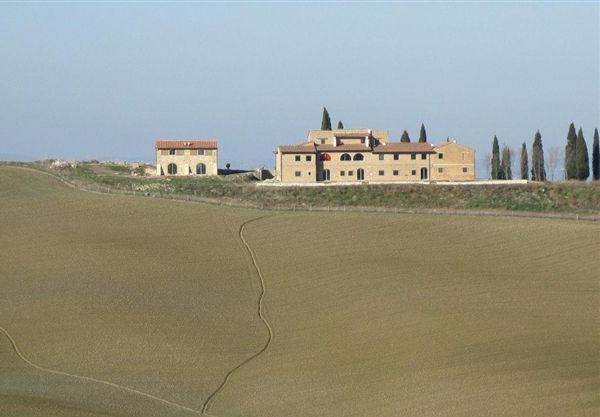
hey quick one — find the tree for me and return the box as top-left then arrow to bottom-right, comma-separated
565,123 -> 577,179
491,135 -> 501,180
500,146 -> 512,180
226,163 -> 231,170
400,130 -> 411,143
575,127 -> 589,180
337,121 -> 344,129
545,146 -> 562,181
419,123 -> 427,143
321,107 -> 332,130
520,142 -> 529,180
593,128 -> 599,181
531,130 -> 546,181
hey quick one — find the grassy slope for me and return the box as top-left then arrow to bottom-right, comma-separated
1,166 -> 599,417
215,214 -> 600,417
0,166 -> 264,415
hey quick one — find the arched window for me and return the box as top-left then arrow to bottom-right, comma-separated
353,153 -> 364,161
167,163 -> 177,175
341,153 -> 351,161
196,163 -> 206,175
320,153 -> 331,161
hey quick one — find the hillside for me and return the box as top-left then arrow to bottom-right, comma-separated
1,165 -> 598,417
4,161 -> 600,216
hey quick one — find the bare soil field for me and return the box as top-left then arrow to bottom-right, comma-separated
1,166 -> 598,417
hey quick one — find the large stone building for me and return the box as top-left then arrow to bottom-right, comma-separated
156,140 -> 218,176
275,129 -> 475,183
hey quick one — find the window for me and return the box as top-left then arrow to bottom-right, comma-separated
167,163 -> 177,175
353,153 -> 364,161
393,170 -> 399,176
421,153 -> 427,160
340,171 -> 345,176
360,138 -> 365,144
378,154 -> 384,161
341,153 -> 351,161
411,153 -> 416,160
438,153 -> 444,159
169,149 -> 176,155
357,168 -> 365,180
196,163 -> 206,175
378,170 -> 385,176
463,167 -> 468,173
394,153 -> 399,160
348,170 -> 354,176
438,167 -> 444,173
462,152 -> 466,161
306,155 -> 312,161
320,153 -> 331,161
322,169 -> 330,181
295,155 -> 301,161
411,169 -> 416,176
294,171 -> 301,177
196,149 -> 205,156
319,138 -> 326,144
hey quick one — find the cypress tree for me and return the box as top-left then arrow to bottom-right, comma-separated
531,130 -> 546,181
419,123 -> 427,142
575,127 -> 589,180
337,121 -> 344,129
565,123 -> 577,179
593,128 -> 599,181
491,135 -> 501,180
321,107 -> 332,130
520,142 -> 529,180
501,146 -> 512,180
400,130 -> 411,143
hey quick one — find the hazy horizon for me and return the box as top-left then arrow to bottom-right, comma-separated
1,3 -> 598,177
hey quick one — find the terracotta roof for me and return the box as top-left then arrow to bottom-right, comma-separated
155,140 -> 218,150
316,144 -> 372,152
372,142 -> 436,154
278,143 -> 316,153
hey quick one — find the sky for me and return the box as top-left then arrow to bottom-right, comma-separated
0,2 -> 598,176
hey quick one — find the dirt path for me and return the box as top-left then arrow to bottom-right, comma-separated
201,216 -> 274,415
0,325 -> 203,415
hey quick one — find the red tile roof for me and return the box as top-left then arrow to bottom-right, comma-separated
372,142 -> 435,153
316,144 -> 372,152
155,140 -> 218,150
278,144 -> 316,153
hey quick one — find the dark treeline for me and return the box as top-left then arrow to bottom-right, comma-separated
490,124 -> 598,182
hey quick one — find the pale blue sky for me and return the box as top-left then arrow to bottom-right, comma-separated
1,2 -> 598,174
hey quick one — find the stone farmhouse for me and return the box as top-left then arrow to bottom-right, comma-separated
275,129 -> 475,183
156,140 -> 218,176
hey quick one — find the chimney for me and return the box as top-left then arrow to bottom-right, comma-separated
365,136 -> 370,148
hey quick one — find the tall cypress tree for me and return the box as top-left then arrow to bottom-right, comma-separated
575,127 -> 590,180
337,121 -> 344,129
593,128 -> 599,181
520,142 -> 529,180
400,130 -> 411,143
531,130 -> 546,181
565,123 -> 577,179
491,135 -> 501,180
321,107 -> 332,130
419,124 -> 427,143
501,146 -> 512,180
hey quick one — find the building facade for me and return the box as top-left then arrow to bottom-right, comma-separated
156,140 -> 218,176
275,129 -> 475,183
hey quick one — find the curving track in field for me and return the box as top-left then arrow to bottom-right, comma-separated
0,325 -> 204,415
201,216 -> 274,415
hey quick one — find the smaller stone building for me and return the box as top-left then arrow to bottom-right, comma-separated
156,140 -> 218,176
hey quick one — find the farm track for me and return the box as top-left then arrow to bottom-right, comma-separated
4,165 -> 598,222
201,216 -> 274,415
0,325 -> 203,416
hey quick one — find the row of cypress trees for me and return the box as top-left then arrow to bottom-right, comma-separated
491,125 -> 600,181
321,107 -> 429,142
565,123 -> 599,181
